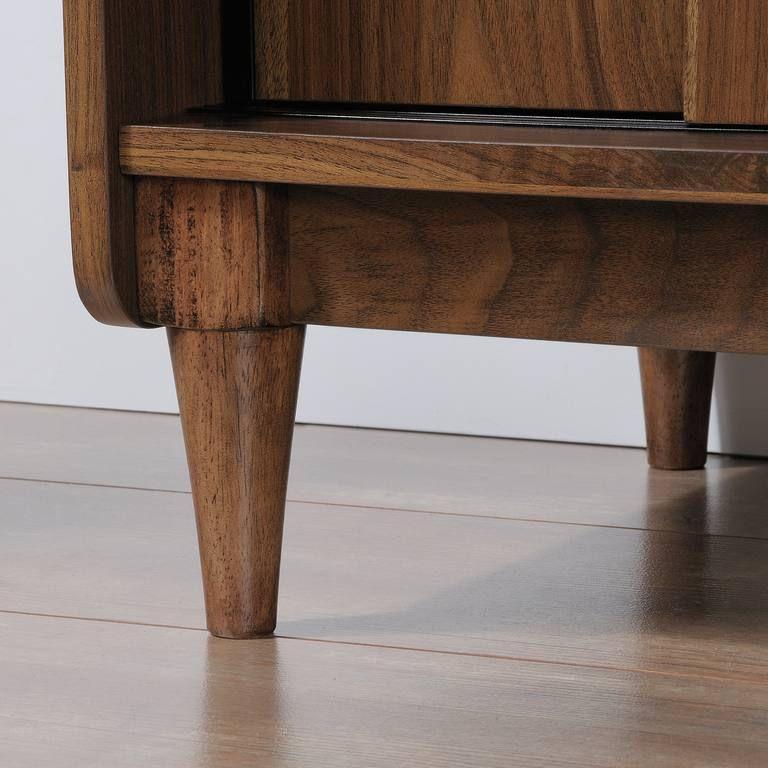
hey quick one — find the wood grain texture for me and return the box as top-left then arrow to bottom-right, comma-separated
252,0 -> 685,112
136,178 -> 289,329
639,349 -> 717,470
168,326 -> 305,638
121,115 -> 768,205
6,614 -> 768,767
63,0 -> 221,327
6,402 -> 768,538
288,187 -> 768,353
6,472 -> 768,681
686,0 -> 768,125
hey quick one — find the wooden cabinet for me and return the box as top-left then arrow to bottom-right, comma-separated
64,0 -> 768,639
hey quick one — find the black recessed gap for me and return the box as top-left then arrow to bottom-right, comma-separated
221,0 -> 256,105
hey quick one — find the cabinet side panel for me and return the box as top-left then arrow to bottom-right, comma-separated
64,0 -> 222,326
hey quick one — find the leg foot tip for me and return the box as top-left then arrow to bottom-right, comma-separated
208,627 -> 276,640
647,456 -> 708,471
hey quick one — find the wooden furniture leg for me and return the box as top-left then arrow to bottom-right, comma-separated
168,326 -> 305,638
638,348 -> 716,471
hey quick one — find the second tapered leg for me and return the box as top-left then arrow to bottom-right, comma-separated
638,348 -> 716,470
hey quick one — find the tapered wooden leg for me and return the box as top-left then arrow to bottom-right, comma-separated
168,325 -> 305,638
638,348 -> 716,470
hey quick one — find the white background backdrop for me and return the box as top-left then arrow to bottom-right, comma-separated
4,2 -> 768,455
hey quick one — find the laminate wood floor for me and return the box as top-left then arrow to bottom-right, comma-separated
1,402 -> 767,766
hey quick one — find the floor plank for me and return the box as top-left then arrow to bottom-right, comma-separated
3,402 -> 768,765
1,402 -> 768,535
2,477 -> 767,681
2,612 -> 766,768
0,402 -> 187,491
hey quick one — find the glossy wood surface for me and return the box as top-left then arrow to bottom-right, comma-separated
121,115 -> 768,205
168,327 -> 305,637
251,0 -> 685,112
6,402 -> 768,537
63,0 -> 221,327
639,349 -> 717,470
3,403 -> 768,765
136,179 -> 289,329
686,0 -> 768,125
6,475 -> 768,679
6,615 -> 768,767
288,187 -> 768,353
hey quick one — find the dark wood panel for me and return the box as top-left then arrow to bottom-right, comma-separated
288,187 -> 768,353
121,114 -> 768,205
252,0 -> 685,111
63,0 -> 222,327
686,0 -> 768,124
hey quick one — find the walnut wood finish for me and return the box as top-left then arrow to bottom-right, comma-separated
8,613 -> 768,767
287,187 -> 768,354
638,349 -> 717,470
252,0 -> 685,112
136,179 -> 289,329
63,0 -> 221,327
7,421 -> 768,765
65,0 -> 768,652
121,115 -> 768,205
168,326 -> 305,638
5,402 -> 768,538
686,0 -> 768,125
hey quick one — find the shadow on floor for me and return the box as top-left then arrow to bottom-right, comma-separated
278,460 -> 768,661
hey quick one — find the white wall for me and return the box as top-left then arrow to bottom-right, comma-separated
3,2 -> 768,456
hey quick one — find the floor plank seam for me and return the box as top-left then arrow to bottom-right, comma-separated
0,474 -> 193,496
3,473 -> 767,543
0,609 -> 758,687
0,608 -> 206,633
291,499 -> 768,542
274,634 -> 768,687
